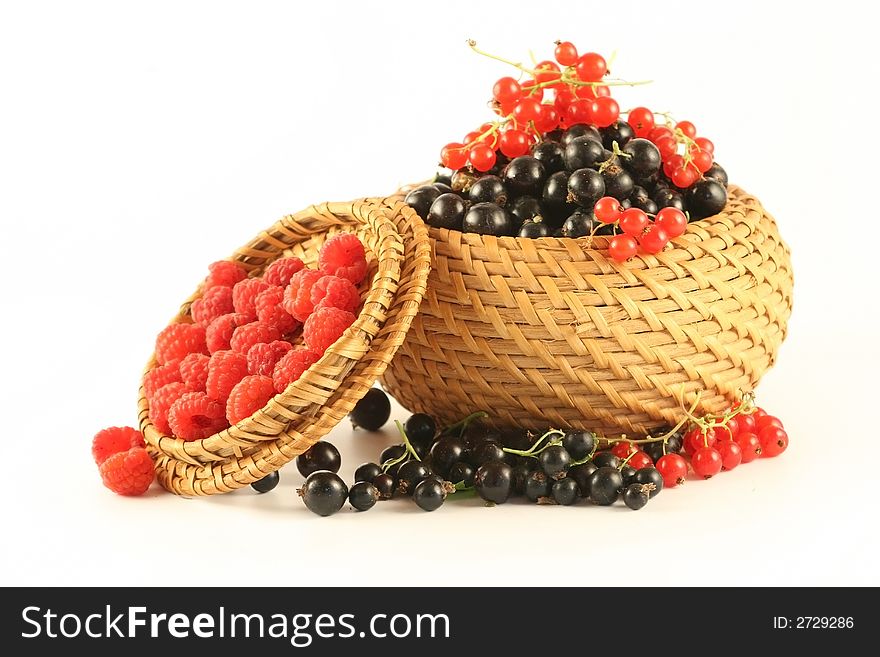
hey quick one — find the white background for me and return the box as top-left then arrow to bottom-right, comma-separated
1,0 -> 878,587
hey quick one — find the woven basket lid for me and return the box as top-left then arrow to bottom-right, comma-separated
139,198 -> 432,496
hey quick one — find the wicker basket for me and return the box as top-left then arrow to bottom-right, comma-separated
139,199 -> 431,495
380,185 -> 793,435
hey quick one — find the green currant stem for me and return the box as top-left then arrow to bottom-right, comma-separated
503,429 -> 565,457
441,410 -> 489,437
381,451 -> 408,473
394,420 -> 422,462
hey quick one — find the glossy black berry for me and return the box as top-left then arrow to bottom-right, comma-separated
524,470 -> 551,502
588,466 -> 623,506
601,120 -> 635,149
543,171 -> 574,210
474,461 -> 513,504
378,444 -> 406,477
633,467 -> 664,498
413,478 -> 446,511
666,434 -> 684,454
561,210 -> 596,238
463,202 -> 514,237
348,481 -> 379,511
349,388 -> 391,431
531,140 -> 565,173
372,473 -> 395,500
569,462 -> 598,497
447,461 -> 475,488
704,162 -> 728,186
510,459 -> 535,495
623,483 -> 650,510
687,179 -> 728,219
433,171 -> 452,186
404,185 -> 441,220
502,156 -> 546,196
509,196 -> 544,224
518,218 -> 551,238
428,438 -> 465,477
468,175 -> 508,206
251,470 -> 279,494
539,445 -> 572,480
562,431 -> 596,460
433,182 -> 454,194
551,477 -> 580,505
621,138 -> 662,178
563,136 -> 606,171
354,462 -> 382,483
562,123 -> 602,146
396,460 -> 431,495
653,188 -> 685,212
592,451 -> 620,469
601,164 -> 634,200
404,413 -> 437,455
427,193 -> 468,230
295,441 -> 341,477
567,168 -> 605,206
471,441 -> 506,467
298,471 -> 348,517
620,464 -> 637,487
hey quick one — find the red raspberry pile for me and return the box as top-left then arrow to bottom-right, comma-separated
142,233 -> 367,442
593,198 -> 688,262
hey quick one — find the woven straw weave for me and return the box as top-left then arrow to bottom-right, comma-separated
380,185 -> 793,435
139,200 -> 431,495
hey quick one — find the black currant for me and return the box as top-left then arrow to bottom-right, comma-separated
396,460 -> 431,495
487,153 -> 511,177
621,138 -> 662,178
561,210 -> 596,238
619,198 -> 632,210
509,196 -> 544,224
447,461 -> 475,488
404,185 -> 441,220
428,438 -> 465,477
354,462 -> 382,483
427,193 -> 468,230
567,168 -> 605,206
298,471 -> 348,517
460,421 -> 491,447
251,470 -> 279,494
518,218 -> 551,238
348,481 -> 379,511
569,462 -> 598,497
592,451 -> 620,469
349,388 -> 391,431
295,441 -> 341,477
653,188 -> 685,212
551,477 -> 580,505
601,164 -> 635,200
463,202 -> 515,237
524,470 -> 551,502
633,467 -> 664,498
561,123 -> 601,146
538,444 -> 572,480
601,120 -> 635,149
531,140 -> 565,173
704,162 -> 728,186
433,182 -> 454,194
563,136 -> 606,171
502,156 -> 546,196
470,441 -> 506,467
588,466 -> 623,506
433,171 -> 452,186
620,464 -> 637,487
543,171 -> 574,211
404,413 -> 437,454
562,431 -> 596,460
623,483 -> 650,510
510,459 -> 534,495
412,478 -> 446,511
666,434 -> 684,454
379,444 -> 406,477
594,223 -> 615,236
468,175 -> 508,206
474,461 -> 513,504
372,473 -> 395,500
686,179 -> 728,219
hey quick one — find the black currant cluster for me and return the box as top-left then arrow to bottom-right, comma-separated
405,122 -> 728,239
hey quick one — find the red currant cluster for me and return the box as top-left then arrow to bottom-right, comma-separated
628,108 -> 716,188
593,196 -> 687,262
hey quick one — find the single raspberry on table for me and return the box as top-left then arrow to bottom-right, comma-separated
143,359 -> 182,399
226,375 -> 276,424
229,321 -> 282,355
155,323 -> 207,364
168,391 -> 228,441
91,426 -> 145,466
273,348 -> 321,392
247,340 -> 293,377
282,269 -> 324,322
311,275 -> 362,314
191,285 -> 234,326
179,352 -> 210,392
204,260 -> 247,290
318,233 -> 368,284
255,285 -> 299,335
263,256 -> 305,287
205,350 -> 249,403
149,381 -> 188,434
303,307 -> 356,353
205,313 -> 251,353
232,278 -> 271,319
99,447 -> 155,496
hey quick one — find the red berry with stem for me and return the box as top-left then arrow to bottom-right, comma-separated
608,235 -> 639,262
655,207 -> 687,238
521,79 -> 544,101
670,165 -> 699,188
592,96 -> 620,128
735,432 -> 762,463
534,60 -> 561,86
499,129 -> 530,158
575,52 -> 607,81
720,416 -> 741,441
469,144 -> 497,172
691,149 -> 714,173
627,107 -> 655,138
513,97 -> 542,123
684,427 -> 717,454
759,427 -> 789,457
692,447 -> 723,478
648,126 -> 673,142
718,441 -> 742,471
676,120 -> 697,138
639,225 -> 669,254
594,196 -> 623,223
492,77 -> 522,104
694,137 -> 714,154
612,441 -> 636,459
441,143 -> 468,170
656,453 -> 688,488
656,136 -> 677,159
554,88 -> 575,112
738,412 -> 757,435
619,208 -> 649,236
554,41 -> 578,66
566,99 -> 593,124
534,104 -> 560,132
628,451 -> 654,471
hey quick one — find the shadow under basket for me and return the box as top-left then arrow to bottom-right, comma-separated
139,200 -> 431,496
380,185 -> 793,436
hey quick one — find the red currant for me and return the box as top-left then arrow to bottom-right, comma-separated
628,451 -> 654,470
656,453 -> 688,488
692,447 -> 723,478
694,137 -> 714,154
608,234 -> 639,262
648,126 -> 673,142
575,52 -> 607,81
534,60 -> 562,86
499,130 -> 530,158
534,104 -> 560,132
670,166 -> 698,188
718,441 -> 742,471
639,224 -> 669,254
554,88 -> 575,113
566,99 -> 593,124
468,144 -> 497,172
440,143 -> 468,170
627,107 -> 655,138
756,415 -> 784,432
738,413 -> 757,435
492,77 -> 522,105
655,207 -> 687,238
752,407 -> 768,421
513,97 -> 542,123
758,427 -> 788,457
554,41 -> 578,66
655,136 -> 677,159
594,196 -> 623,223
612,442 -> 636,459
591,96 -> 620,128
691,150 -> 714,173
676,120 -> 697,138
619,208 -> 649,236
735,432 -> 762,463
684,427 -> 717,454
720,416 -> 741,440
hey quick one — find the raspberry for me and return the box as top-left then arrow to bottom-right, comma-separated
263,256 -> 305,287
318,233 -> 368,284
205,350 -> 248,402
282,269 -> 324,322
273,348 -> 321,392
155,323 -> 207,364
229,321 -> 281,355
311,275 -> 362,314
149,381 -> 187,434
168,391 -> 228,441
143,359 -> 182,399
99,447 -> 155,496
191,285 -> 234,326
179,352 -> 210,392
204,260 -> 248,290
304,307 -> 356,353
247,340 -> 293,377
255,285 -> 299,335
92,426 -> 145,466
205,313 -> 250,353
232,278 -> 271,319
226,375 -> 276,424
